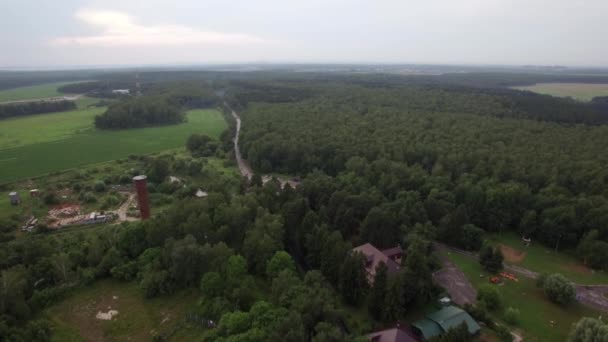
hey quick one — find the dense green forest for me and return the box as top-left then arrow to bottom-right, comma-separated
2,70 -> 608,341
0,100 -> 76,119
235,81 -> 608,268
94,97 -> 184,129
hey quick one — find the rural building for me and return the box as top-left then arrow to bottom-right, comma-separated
352,243 -> 402,283
412,306 -> 480,340
112,89 -> 130,95
195,189 -> 208,198
82,212 -> 108,224
9,191 -> 21,205
30,189 -> 40,197
366,326 -> 418,342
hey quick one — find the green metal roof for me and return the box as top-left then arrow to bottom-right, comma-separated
412,318 -> 443,340
426,306 -> 481,335
413,306 -> 481,340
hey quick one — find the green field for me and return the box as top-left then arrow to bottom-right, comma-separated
0,108 -> 227,183
47,279 -> 202,342
487,233 -> 608,285
0,81 -> 79,103
445,252 -> 601,341
513,83 -> 608,101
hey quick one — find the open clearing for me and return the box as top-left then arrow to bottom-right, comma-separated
47,279 -> 201,342
0,109 -> 226,183
513,83 -> 608,101
0,81 -> 79,103
446,252 -> 602,341
487,233 -> 608,285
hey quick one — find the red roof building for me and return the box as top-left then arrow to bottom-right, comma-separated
353,243 -> 402,283
367,327 -> 419,342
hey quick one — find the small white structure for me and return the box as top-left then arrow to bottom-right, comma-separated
96,310 -> 119,320
111,89 -> 130,95
82,212 -> 108,224
169,176 -> 182,184
9,192 -> 20,205
195,189 -> 208,198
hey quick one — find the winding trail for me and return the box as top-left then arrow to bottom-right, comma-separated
225,102 -> 299,189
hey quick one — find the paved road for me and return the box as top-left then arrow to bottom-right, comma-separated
436,242 -> 608,313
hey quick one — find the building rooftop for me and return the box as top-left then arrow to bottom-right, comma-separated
133,175 -> 147,181
366,327 -> 418,342
353,243 -> 401,282
412,305 -> 480,340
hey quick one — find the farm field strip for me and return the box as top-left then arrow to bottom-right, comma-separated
0,81 -> 82,103
513,83 -> 608,101
0,109 -> 227,183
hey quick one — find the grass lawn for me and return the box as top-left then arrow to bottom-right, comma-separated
46,279 -> 202,342
513,83 -> 608,101
0,81 -> 80,103
487,233 -> 608,285
0,109 -> 227,183
445,252 -> 602,341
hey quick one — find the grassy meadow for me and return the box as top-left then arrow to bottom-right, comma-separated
445,252 -> 601,341
513,83 -> 608,101
0,81 -> 79,103
46,279 -> 202,342
0,108 -> 226,183
487,233 -> 608,285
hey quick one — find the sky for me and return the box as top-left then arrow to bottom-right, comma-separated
1,0 -> 607,68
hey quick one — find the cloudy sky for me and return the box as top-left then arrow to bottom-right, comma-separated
1,0 -> 607,68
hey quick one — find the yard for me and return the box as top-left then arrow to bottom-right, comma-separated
445,252 -> 602,341
0,108 -> 227,183
513,83 -> 608,101
487,233 -> 608,285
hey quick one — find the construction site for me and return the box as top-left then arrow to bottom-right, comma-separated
11,175 -> 151,232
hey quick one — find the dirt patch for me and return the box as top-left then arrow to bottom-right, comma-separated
433,253 -> 477,305
499,244 -> 527,263
563,262 -> 594,275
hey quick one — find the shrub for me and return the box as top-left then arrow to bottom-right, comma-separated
477,285 -> 502,311
504,307 -> 520,325
94,181 -> 106,192
543,273 -> 575,305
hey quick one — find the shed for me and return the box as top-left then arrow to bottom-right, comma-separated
412,306 -> 480,340
9,192 -> 21,205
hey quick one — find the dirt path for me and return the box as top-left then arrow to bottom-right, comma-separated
108,193 -> 137,223
433,251 -> 477,305
226,103 -> 254,180
225,102 -> 299,189
436,242 -> 608,313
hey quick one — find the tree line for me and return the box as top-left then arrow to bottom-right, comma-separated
0,100 -> 76,120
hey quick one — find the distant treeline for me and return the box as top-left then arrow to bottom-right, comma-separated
228,79 -> 608,125
94,97 -> 184,129
0,100 -> 76,120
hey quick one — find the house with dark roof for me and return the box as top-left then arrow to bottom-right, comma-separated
411,306 -> 480,340
366,326 -> 418,342
352,243 -> 403,284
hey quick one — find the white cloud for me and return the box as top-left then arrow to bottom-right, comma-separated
51,9 -> 270,46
